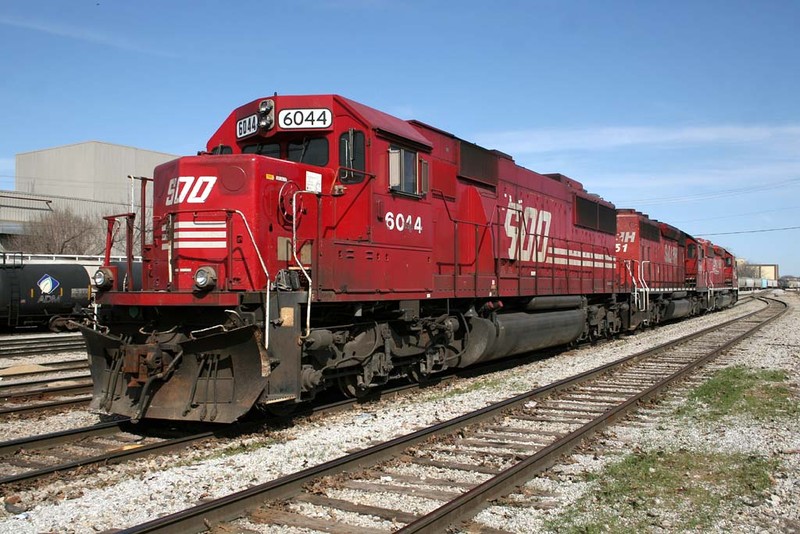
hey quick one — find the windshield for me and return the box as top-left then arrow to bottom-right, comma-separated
242,137 -> 329,167
288,138 -> 328,166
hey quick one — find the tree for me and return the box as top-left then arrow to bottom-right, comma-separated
6,208 -> 106,255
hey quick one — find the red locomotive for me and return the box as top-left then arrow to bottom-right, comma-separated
81,94 -> 737,422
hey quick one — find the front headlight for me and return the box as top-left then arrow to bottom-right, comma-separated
194,266 -> 217,290
93,268 -> 114,291
258,99 -> 275,130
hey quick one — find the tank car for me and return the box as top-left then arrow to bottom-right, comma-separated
79,94 -> 736,423
0,252 -> 92,330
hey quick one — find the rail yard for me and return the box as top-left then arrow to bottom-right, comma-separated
2,4 -> 798,533
0,91 -> 796,533
0,291 -> 796,533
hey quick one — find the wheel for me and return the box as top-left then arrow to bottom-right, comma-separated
262,402 -> 299,418
337,375 -> 369,399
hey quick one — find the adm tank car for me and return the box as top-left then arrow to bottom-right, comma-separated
1,253 -> 92,330
79,94 -> 737,423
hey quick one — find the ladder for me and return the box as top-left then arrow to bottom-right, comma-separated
2,252 -> 24,327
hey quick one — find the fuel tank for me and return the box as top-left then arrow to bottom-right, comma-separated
457,309 -> 586,368
663,299 -> 691,320
716,293 -> 733,309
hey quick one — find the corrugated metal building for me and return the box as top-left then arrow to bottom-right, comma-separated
1,141 -> 177,240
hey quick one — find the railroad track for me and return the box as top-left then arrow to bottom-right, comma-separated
0,333 -> 85,357
0,396 -> 92,418
0,373 -> 92,401
0,361 -> 93,417
115,296 -> 785,533
0,359 -> 88,379
0,419 -> 217,488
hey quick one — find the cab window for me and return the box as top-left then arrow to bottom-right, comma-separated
389,146 -> 428,196
687,244 -> 696,259
288,138 -> 329,167
242,143 -> 280,157
339,129 -> 366,184
210,145 -> 233,155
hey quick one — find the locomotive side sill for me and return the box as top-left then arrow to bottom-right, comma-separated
95,291 -> 240,306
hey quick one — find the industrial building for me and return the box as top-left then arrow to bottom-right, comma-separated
736,259 -> 780,280
0,141 -> 177,248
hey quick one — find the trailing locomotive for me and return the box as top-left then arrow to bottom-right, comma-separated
79,95 -> 737,423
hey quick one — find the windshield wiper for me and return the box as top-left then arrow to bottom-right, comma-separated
298,137 -> 310,163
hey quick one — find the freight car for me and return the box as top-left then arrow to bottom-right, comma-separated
739,277 -> 756,291
78,94 -> 737,423
0,254 -> 143,331
0,252 -> 92,330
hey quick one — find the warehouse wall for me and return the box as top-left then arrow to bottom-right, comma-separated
2,141 -> 176,236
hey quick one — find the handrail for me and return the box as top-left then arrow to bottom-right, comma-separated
292,190 -> 319,338
102,212 -> 135,291
624,259 -> 640,311
707,271 -> 715,308
640,260 -> 651,319
159,208 -> 271,351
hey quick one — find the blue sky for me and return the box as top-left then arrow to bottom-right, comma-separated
1,0 -> 799,274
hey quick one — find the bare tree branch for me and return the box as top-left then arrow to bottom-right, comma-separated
6,208 -> 106,255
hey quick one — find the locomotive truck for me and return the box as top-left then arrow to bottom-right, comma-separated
79,94 -> 737,423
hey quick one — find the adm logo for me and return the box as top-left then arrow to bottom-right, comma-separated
37,274 -> 62,303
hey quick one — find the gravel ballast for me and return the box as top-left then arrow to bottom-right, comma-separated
0,293 -> 795,533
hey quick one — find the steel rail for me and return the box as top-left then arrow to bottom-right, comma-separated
0,372 -> 91,391
0,379 -> 93,400
0,334 -> 86,357
399,297 -> 788,532
115,297 -> 782,534
0,419 -> 221,487
0,420 -> 126,457
0,396 -> 91,417
0,360 -> 88,378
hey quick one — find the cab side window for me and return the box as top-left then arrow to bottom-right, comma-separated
389,146 -> 428,196
339,129 -> 366,184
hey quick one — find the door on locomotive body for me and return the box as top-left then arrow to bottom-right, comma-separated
657,237 -> 681,290
696,241 -> 707,290
685,238 -> 699,288
367,138 -> 434,296
614,211 -> 640,292
638,218 -> 660,291
707,245 -> 725,287
722,251 -> 736,288
314,111 -> 373,295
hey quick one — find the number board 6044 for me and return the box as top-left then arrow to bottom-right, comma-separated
278,108 -> 333,129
